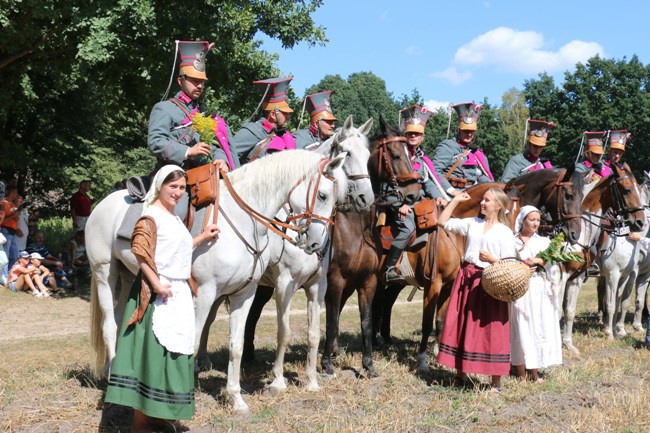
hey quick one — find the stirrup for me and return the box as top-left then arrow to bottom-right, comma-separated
385,266 -> 404,283
586,263 -> 600,277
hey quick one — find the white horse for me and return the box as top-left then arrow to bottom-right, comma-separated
559,164 -> 645,352
596,173 -> 650,339
88,150 -> 348,414
223,117 -> 373,394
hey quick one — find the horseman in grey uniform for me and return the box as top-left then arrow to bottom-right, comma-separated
232,77 -> 297,164
383,105 -> 448,282
432,102 -> 494,197
500,119 -> 555,182
147,40 -> 239,174
604,130 -> 631,170
575,131 -> 613,183
294,90 -> 337,149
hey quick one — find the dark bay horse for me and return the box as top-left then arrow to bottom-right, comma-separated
373,167 -> 586,372
320,119 -> 422,377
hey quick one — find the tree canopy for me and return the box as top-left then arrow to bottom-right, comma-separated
1,0 -> 326,209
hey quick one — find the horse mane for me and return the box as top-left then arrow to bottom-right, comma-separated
227,150 -> 347,206
370,115 -> 400,143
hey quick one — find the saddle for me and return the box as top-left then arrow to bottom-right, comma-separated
375,202 -> 440,252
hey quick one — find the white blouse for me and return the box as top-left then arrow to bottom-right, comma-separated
144,205 -> 193,280
445,217 -> 516,268
514,233 -> 550,261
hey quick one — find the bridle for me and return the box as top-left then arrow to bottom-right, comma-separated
328,139 -> 370,211
373,136 -> 421,204
539,169 -> 582,236
220,157 -> 337,246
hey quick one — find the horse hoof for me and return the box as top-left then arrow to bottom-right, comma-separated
563,342 -> 580,354
232,400 -> 251,417
305,381 -> 320,392
616,327 -> 627,338
365,369 -> 379,379
633,323 -> 644,332
266,383 -> 286,396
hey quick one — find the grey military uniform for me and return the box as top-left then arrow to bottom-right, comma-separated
382,150 -> 443,249
147,91 -> 240,170
500,151 -> 551,182
293,128 -> 320,150
432,138 -> 492,192
232,118 -> 273,163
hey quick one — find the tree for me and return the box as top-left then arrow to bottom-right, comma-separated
1,0 -> 326,209
523,55 -> 650,174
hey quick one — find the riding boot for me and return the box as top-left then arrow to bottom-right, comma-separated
384,245 -> 404,283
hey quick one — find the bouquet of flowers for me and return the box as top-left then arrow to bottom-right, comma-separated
190,112 -> 219,162
536,232 -> 584,264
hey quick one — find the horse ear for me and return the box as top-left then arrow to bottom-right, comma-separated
379,115 -> 388,134
336,115 -> 354,142
358,117 -> 373,137
562,164 -> 575,182
325,152 -> 347,175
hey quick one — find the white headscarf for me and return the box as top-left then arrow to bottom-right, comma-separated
142,165 -> 186,212
515,205 -> 541,234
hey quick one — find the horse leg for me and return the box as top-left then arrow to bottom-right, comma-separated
90,260 -> 119,377
603,273 -> 619,339
321,280 -> 342,377
417,277 -> 441,374
304,279 -> 324,391
371,280 -> 384,347
597,276 -> 606,325
194,280 -> 219,371
225,289 -> 256,416
562,277 -> 582,353
616,273 -> 636,337
633,274 -> 650,331
243,285 -> 274,363
358,274 -> 378,378
380,283 -> 404,345
268,281 -> 295,395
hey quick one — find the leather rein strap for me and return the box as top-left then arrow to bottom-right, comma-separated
217,157 -> 336,245
445,148 -> 470,179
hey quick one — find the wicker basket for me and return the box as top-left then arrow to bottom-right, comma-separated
481,259 -> 531,302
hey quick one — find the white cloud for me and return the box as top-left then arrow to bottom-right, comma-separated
405,45 -> 421,56
430,67 -> 473,85
424,99 -> 451,113
452,26 -> 604,74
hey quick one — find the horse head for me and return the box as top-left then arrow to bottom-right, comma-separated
317,115 -> 374,212
504,167 -> 584,243
609,163 -> 645,232
368,116 -> 422,206
290,152 -> 348,254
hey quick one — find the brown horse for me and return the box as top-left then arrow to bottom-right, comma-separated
320,118 -> 422,377
373,167 -> 586,372
561,162 -> 645,352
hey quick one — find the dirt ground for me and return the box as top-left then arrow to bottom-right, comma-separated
1,280 -> 650,432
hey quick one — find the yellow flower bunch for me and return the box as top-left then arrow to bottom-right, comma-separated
190,112 -> 219,145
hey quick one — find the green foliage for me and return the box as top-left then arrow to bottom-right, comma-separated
536,232 -> 584,264
523,55 -> 650,175
38,216 -> 74,256
1,0 -> 326,213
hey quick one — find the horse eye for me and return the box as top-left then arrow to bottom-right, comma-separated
318,192 -> 327,201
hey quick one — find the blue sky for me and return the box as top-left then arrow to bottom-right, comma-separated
261,0 -> 650,111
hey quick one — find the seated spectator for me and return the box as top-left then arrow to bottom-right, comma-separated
7,251 -> 48,297
26,229 -> 72,289
63,230 -> 89,275
28,252 -> 56,295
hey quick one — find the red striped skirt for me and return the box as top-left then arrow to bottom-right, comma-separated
437,262 -> 510,376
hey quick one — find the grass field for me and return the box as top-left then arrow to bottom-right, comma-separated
0,277 -> 649,432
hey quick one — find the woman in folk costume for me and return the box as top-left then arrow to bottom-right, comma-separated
500,119 -> 555,183
383,105 -> 448,283
510,206 -> 562,383
436,188 -> 515,390
104,165 -> 219,432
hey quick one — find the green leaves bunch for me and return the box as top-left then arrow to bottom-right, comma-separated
536,232 -> 585,264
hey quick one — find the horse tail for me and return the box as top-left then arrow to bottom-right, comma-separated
90,274 -> 107,378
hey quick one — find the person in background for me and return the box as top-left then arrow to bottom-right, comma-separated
26,230 -> 73,289
104,165 -> 220,431
500,120 -> 555,183
232,77 -> 296,164
14,195 -> 29,252
574,132 -> 612,182
294,90 -> 337,149
436,188 -> 515,391
7,251 -> 48,297
432,102 -> 494,196
510,206 -> 562,382
70,180 -> 93,231
1,186 -> 20,282
27,252 -> 57,296
604,130 -> 630,169
63,230 -> 89,275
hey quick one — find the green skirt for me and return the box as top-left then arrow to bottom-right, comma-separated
104,273 -> 195,420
